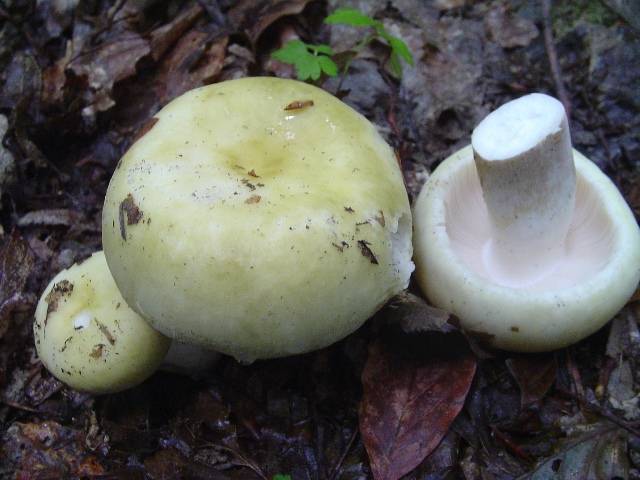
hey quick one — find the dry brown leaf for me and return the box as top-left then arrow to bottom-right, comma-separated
360,340 -> 476,480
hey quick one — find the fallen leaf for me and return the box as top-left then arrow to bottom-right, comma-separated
149,3 -> 205,61
384,292 -> 456,335
229,0 -> 313,45
523,425 -> 628,479
359,340 -> 476,480
1,421 -> 105,476
0,231 -> 35,338
17,209 -> 80,227
506,354 -> 557,407
155,30 -> 228,106
69,32 -> 151,114
485,4 -> 539,49
144,447 -> 229,479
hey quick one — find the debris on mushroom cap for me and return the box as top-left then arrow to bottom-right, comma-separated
413,93 -> 640,352
33,251 -> 171,394
102,77 -> 413,363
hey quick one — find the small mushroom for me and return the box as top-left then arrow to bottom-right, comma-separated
34,251 -> 171,394
413,93 -> 640,351
34,252 -> 218,393
102,77 -> 413,363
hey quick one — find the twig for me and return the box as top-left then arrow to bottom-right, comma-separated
329,428 -> 358,480
491,426 -> 533,462
0,398 -> 41,413
556,384 -> 640,438
196,443 -> 267,480
595,355 -> 617,400
582,400 -> 640,438
565,349 -> 585,407
542,0 -> 571,120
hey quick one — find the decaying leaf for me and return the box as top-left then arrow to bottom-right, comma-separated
523,425 -> 628,480
360,340 -> 476,480
384,291 -> 456,334
1,421 -> 105,477
229,0 -> 313,44
506,354 -> 557,407
149,3 -> 205,61
155,31 -> 228,106
17,209 -> 79,228
0,231 -> 35,338
485,4 -> 539,48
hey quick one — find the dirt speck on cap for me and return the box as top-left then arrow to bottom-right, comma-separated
94,320 -> 116,345
45,280 -> 74,320
245,195 -> 261,204
332,241 -> 349,253
358,240 -> 379,265
284,100 -> 314,111
119,194 -> 143,240
90,344 -> 106,359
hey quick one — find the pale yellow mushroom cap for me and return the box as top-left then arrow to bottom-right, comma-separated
34,251 -> 170,394
102,77 -> 413,363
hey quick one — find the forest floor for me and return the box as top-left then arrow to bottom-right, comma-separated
0,0 -> 639,478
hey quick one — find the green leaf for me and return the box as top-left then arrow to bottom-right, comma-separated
296,54 -> 322,81
318,55 -> 338,76
388,36 -> 414,65
388,51 -> 402,78
271,40 -> 309,64
273,475 -> 292,480
377,30 -> 414,66
271,40 -> 336,81
325,8 -> 380,27
309,44 -> 334,56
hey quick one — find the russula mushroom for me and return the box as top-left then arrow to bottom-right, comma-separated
34,252 -> 218,393
102,77 -> 413,363
413,93 -> 640,352
34,251 -> 170,394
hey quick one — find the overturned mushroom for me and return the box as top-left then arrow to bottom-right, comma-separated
413,93 -> 640,352
102,77 -> 413,363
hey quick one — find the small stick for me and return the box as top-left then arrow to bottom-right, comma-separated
542,0 -> 571,120
329,428 -> 358,480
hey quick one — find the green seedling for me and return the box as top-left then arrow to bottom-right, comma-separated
271,7 -> 414,81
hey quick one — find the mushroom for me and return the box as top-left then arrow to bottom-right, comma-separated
413,93 -> 640,352
102,77 -> 413,363
34,252 -> 218,393
34,251 -> 170,394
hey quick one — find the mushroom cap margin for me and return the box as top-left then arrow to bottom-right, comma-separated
413,145 -> 640,352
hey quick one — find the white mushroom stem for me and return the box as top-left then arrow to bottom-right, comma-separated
471,93 -> 576,286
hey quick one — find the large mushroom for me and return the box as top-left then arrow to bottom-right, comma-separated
101,77 -> 413,363
413,93 -> 640,352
